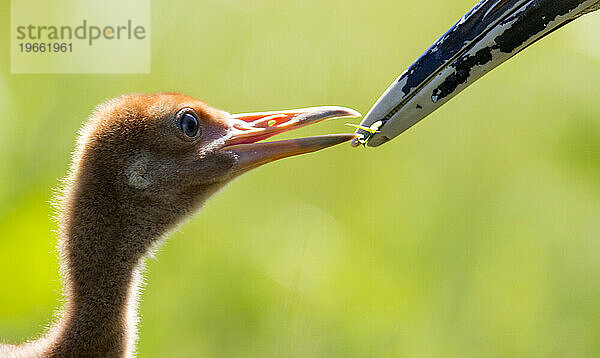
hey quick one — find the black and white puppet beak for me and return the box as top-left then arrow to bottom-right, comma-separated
353,0 -> 600,147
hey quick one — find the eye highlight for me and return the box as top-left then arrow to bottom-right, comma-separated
176,109 -> 201,139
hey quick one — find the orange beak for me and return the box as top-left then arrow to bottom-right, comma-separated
222,106 -> 360,172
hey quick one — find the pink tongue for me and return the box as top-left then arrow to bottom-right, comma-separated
226,132 -> 275,146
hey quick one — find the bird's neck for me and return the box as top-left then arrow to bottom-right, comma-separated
45,224 -> 146,357
28,157 -> 212,357
44,178 -> 156,357
49,258 -> 144,357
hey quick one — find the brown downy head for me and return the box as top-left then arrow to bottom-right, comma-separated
61,92 -> 360,261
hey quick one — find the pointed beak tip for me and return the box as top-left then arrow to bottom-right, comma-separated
330,132 -> 359,144
294,133 -> 358,149
300,106 -> 362,123
338,107 -> 362,119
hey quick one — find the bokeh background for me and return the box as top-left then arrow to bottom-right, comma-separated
1,0 -> 600,356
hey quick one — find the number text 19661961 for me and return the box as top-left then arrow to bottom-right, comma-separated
19,43 -> 73,53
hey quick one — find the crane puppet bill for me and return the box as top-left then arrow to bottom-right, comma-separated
352,0 -> 600,147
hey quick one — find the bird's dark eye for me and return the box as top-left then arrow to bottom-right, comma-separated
176,109 -> 201,139
181,113 -> 199,137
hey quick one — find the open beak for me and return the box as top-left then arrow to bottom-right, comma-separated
222,106 -> 361,172
354,0 -> 599,147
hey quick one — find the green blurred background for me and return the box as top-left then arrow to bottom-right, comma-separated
1,0 -> 600,356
